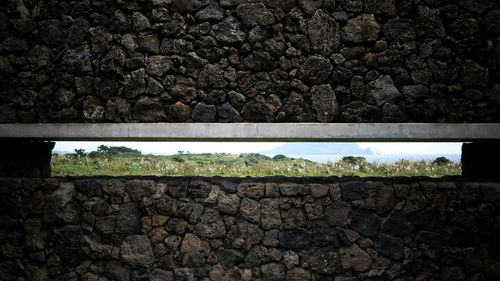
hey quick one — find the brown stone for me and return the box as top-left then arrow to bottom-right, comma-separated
180,233 -> 210,266
340,244 -> 372,272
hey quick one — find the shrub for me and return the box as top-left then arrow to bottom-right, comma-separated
272,154 -> 288,161
341,156 -> 367,165
433,156 -> 451,165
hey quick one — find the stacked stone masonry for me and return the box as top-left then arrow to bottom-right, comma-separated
1,0 -> 500,123
1,176 -> 499,280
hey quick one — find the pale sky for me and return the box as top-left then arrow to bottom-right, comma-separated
54,141 -> 462,155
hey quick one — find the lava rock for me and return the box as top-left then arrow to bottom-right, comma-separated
195,1 -> 225,22
279,228 -> 312,249
325,201 -> 351,227
341,181 -> 365,200
349,208 -> 381,237
340,244 -> 372,272
217,248 -> 245,270
307,9 -> 340,56
381,214 -> 415,236
366,75 -> 402,107
236,3 -> 275,27
213,17 -> 247,46
297,55 -> 333,84
343,14 -> 381,43
120,235 -> 155,267
132,96 -> 166,122
74,179 -> 101,197
313,221 -> 340,247
374,233 -> 404,260
192,103 -> 217,122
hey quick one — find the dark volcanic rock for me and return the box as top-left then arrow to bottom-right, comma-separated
349,208 -> 381,237
74,179 -> 101,198
341,181 -> 365,200
343,14 -> 381,43
410,208 -> 444,232
311,84 -> 339,122
217,248 -> 245,270
307,9 -> 340,56
276,92 -> 315,122
382,214 -> 415,236
195,2 -> 225,22
374,233 -> 404,260
279,228 -> 312,249
236,3 -> 275,27
213,17 -> 247,46
132,97 -> 166,122
38,20 -> 63,46
62,45 -> 93,74
458,0 -> 493,13
313,221 -> 340,247
192,103 -> 217,122
297,56 -> 333,84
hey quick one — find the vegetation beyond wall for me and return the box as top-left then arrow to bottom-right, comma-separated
1,177 -> 499,280
1,0 -> 499,123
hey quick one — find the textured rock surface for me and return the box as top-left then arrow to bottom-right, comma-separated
1,177 -> 499,280
2,1 -> 498,123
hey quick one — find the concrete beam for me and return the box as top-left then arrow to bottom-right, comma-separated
0,123 -> 499,141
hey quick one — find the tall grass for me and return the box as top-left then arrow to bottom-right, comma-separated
51,153 -> 461,177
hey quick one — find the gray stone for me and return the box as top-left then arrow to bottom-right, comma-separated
366,75 -> 402,107
374,233 -> 404,260
325,201 -> 351,227
309,184 -> 330,198
279,228 -> 312,249
120,235 -> 155,267
341,181 -> 365,200
340,244 -> 372,272
195,2 -> 225,22
217,248 -> 245,270
192,103 -> 216,122
194,208 -> 226,238
236,3 -> 275,27
125,179 -> 156,201
349,208 -> 381,237
213,17 -> 247,46
311,84 -> 339,122
343,14 -> 381,43
297,55 -> 333,84
308,9 -> 340,56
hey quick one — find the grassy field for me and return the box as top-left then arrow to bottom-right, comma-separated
51,151 -> 461,178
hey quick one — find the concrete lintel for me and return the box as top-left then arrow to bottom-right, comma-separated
0,123 -> 500,141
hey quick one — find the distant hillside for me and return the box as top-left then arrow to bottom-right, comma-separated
261,143 -> 373,155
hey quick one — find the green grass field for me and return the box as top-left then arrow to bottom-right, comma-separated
51,151 -> 461,178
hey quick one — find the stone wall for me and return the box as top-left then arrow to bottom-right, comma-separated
1,0 -> 499,123
1,176 -> 499,280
